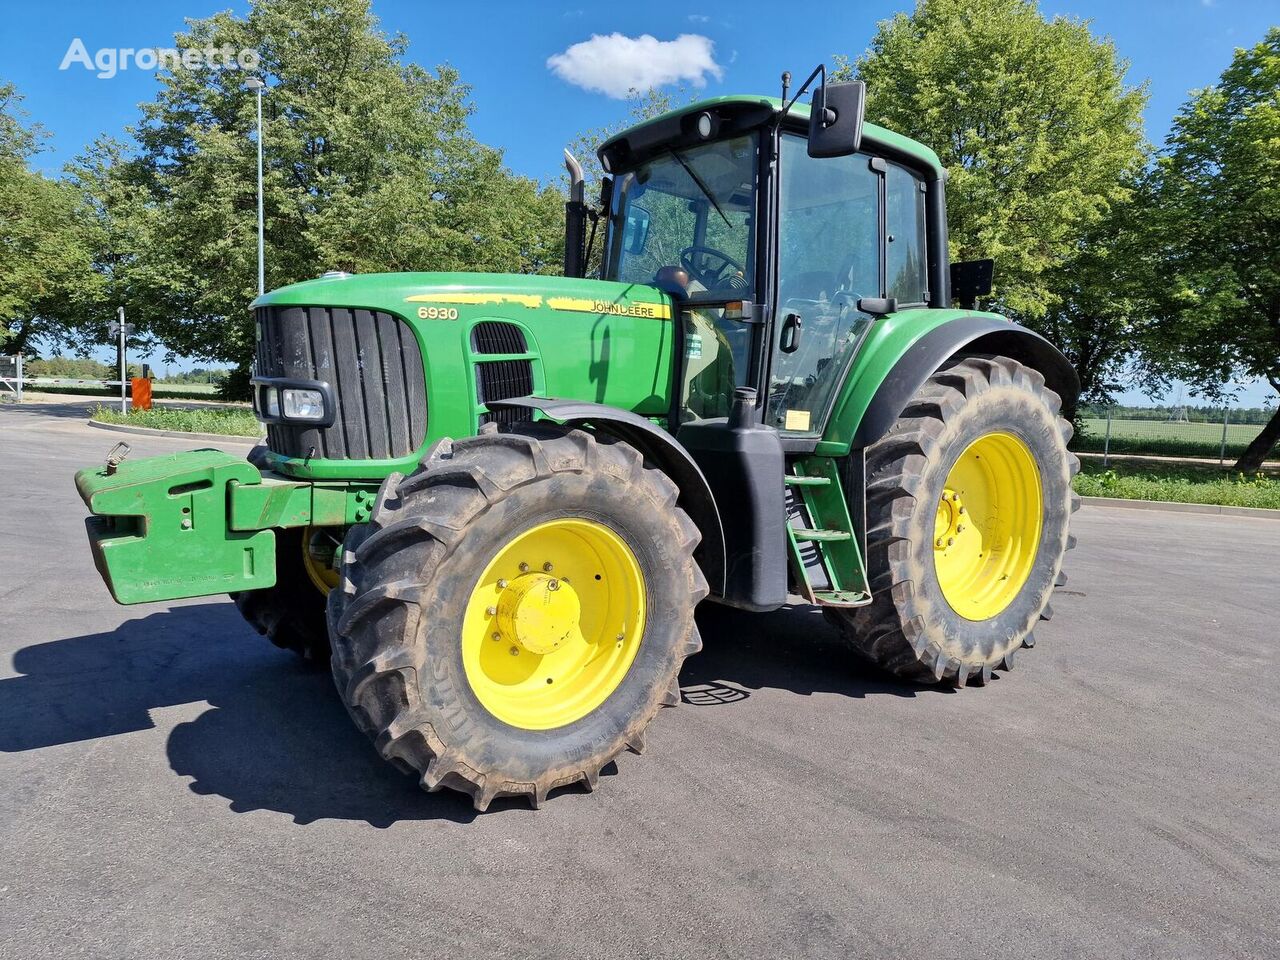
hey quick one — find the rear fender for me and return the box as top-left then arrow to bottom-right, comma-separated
818,312 -> 1079,455
850,316 -> 1079,449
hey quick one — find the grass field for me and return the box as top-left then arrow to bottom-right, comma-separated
1072,459 -> 1280,510
1072,416 -> 1276,461
92,405 -> 261,437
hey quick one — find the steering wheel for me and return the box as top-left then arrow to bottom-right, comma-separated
680,245 -> 742,289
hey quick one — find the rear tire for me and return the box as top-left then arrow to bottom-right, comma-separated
328,424 -> 707,810
826,356 -> 1080,685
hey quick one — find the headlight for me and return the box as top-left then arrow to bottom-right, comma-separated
264,387 -> 280,418
281,388 -> 325,421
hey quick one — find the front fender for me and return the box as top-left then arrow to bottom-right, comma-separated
486,397 -> 727,598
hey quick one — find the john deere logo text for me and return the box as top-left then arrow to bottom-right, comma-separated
593,301 -> 665,318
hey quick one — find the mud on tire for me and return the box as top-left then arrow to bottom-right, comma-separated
327,424 -> 707,810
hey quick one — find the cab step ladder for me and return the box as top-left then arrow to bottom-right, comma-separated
784,457 -> 871,607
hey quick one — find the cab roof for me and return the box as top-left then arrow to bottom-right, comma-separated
598,94 -> 944,181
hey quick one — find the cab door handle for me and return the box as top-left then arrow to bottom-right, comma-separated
780,313 -> 803,354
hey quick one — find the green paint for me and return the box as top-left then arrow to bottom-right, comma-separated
75,448 -> 379,604
76,449 -> 277,604
254,272 -> 675,482
784,457 -> 869,605
815,307 -> 1006,456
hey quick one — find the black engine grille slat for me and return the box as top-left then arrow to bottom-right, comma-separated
399,320 -> 428,451
475,358 -> 535,428
254,306 -> 426,461
471,321 -> 528,355
475,359 -> 534,405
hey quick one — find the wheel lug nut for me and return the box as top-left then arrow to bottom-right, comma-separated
956,524 -> 965,533
491,632 -> 500,641
547,579 -> 560,591
543,562 -> 553,572
936,538 -> 944,547
486,606 -> 497,616
947,537 -> 955,546
958,506 -> 966,514
509,646 -> 520,656
518,562 -> 529,573
497,579 -> 508,588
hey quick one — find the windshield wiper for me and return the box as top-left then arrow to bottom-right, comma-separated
667,146 -> 730,227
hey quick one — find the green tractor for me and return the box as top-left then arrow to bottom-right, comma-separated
76,72 -> 1079,810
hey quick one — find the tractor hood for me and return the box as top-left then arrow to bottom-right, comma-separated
254,271 -> 673,321
249,271 -> 679,477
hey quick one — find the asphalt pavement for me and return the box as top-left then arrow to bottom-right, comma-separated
1,401 -> 1277,960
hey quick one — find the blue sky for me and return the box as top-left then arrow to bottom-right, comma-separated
2,0 -> 1276,402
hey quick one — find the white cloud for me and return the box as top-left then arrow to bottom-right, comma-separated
546,33 -> 723,99
688,13 -> 711,22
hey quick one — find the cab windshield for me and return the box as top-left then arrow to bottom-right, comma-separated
603,133 -> 758,301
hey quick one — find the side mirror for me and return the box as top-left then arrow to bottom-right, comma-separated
950,258 -> 994,310
808,80 -> 866,158
623,205 -> 651,255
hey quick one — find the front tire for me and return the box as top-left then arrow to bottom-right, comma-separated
328,425 -> 707,810
827,356 -> 1080,685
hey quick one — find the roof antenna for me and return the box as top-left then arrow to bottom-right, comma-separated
780,71 -> 791,104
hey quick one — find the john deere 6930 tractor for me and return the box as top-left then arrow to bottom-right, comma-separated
76,72 -> 1079,810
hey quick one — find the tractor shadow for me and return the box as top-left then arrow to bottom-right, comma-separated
2,599 -> 934,828
0,602 -> 485,827
683,601 -> 946,704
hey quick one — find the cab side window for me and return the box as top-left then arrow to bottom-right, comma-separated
885,164 -> 928,305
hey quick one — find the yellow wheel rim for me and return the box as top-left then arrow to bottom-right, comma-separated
932,432 -> 1042,621
301,526 -> 342,596
462,519 -> 647,730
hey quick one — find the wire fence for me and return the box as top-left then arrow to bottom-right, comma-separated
1072,403 -> 1277,465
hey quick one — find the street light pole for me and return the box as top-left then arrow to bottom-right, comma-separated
117,306 -> 127,415
246,77 -> 266,296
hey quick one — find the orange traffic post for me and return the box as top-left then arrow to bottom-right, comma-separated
130,378 -> 153,410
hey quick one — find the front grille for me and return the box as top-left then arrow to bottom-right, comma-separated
476,359 -> 534,427
471,321 -> 528,355
255,306 -> 427,460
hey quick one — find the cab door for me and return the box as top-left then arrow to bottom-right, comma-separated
766,134 -> 931,438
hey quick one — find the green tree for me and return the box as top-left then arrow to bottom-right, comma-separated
835,0 -> 1148,326
70,0 -> 563,380
1137,29 -> 1280,471
1035,193 -> 1147,406
0,81 -> 101,357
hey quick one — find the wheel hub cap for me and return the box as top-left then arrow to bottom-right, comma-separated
496,573 -> 582,655
461,518 -> 647,730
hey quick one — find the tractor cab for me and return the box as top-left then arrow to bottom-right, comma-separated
572,76 -> 957,442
